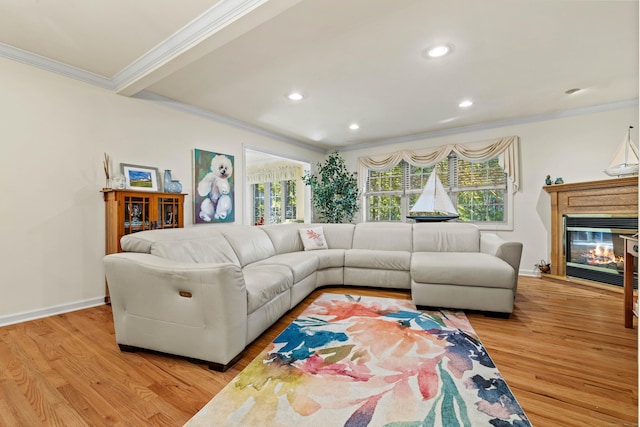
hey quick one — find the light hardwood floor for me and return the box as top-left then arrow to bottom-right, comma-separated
0,276 -> 637,426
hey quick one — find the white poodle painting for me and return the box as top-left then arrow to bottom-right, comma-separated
194,149 -> 234,223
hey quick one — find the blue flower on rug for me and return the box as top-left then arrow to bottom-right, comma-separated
272,317 -> 349,363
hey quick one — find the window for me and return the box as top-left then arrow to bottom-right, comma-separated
364,154 -> 510,228
253,180 -> 298,225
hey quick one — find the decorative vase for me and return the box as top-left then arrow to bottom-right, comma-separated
111,174 -> 126,189
163,170 -> 172,192
168,180 -> 182,193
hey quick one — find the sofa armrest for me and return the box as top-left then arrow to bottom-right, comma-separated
103,252 -> 247,367
480,233 -> 523,274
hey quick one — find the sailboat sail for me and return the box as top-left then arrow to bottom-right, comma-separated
410,170 -> 457,215
605,126 -> 638,177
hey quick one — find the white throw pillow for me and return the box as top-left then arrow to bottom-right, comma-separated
299,226 -> 328,251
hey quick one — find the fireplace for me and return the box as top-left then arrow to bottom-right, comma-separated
565,214 -> 637,287
544,177 -> 638,279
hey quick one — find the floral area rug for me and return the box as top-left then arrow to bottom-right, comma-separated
185,293 -> 531,427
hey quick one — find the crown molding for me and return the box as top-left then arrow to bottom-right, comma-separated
339,99 -> 640,152
112,0 -> 268,94
0,42 -> 114,89
133,91 -> 325,154
0,0 -> 270,94
2,36 -> 636,155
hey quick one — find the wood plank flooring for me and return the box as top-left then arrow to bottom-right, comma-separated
0,276 -> 636,426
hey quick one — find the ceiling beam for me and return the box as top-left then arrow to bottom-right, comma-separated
114,0 -> 304,96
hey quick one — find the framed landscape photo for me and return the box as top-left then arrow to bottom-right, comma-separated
120,163 -> 160,192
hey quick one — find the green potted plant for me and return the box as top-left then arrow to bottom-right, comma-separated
302,151 -> 360,223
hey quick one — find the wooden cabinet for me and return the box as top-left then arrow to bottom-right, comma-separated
102,189 -> 186,301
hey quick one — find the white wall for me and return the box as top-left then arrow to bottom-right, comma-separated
339,105 -> 639,275
0,58 -> 324,321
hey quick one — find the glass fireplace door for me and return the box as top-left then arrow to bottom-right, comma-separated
565,215 -> 638,287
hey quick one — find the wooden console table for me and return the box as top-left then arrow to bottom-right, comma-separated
622,235 -> 638,328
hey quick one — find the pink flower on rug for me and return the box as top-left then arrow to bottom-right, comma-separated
345,316 -> 447,358
310,299 -> 396,321
297,352 -> 373,382
417,358 -> 441,400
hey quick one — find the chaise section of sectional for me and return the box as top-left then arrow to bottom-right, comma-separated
410,223 -> 523,316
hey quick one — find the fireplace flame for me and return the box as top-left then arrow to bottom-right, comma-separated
586,244 -> 623,266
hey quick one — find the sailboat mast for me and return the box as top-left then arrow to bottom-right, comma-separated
626,125 -> 634,166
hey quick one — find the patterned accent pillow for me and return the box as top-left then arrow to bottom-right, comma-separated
299,226 -> 328,251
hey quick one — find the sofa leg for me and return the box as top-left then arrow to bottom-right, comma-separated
416,305 -> 440,312
118,344 -> 139,353
484,311 -> 511,319
208,352 -> 244,372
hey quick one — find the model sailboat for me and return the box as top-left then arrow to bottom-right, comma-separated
407,170 -> 459,222
604,126 -> 638,177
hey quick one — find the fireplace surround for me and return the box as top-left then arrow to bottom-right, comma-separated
544,177 -> 638,284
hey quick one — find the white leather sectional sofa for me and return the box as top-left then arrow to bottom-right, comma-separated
103,222 -> 522,371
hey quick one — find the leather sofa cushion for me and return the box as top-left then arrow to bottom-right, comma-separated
150,237 -> 240,265
261,224 -> 304,254
314,249 -> 345,269
411,252 -> 514,288
242,264 -> 293,314
320,224 -> 356,249
413,223 -> 480,252
344,268 -> 410,288
262,223 -> 355,254
121,227 -> 223,254
352,222 -> 412,251
219,226 -> 276,266
252,252 -> 319,283
345,249 -> 411,270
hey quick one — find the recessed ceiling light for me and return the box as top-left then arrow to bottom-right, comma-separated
349,123 -> 360,130
565,88 -> 581,95
458,100 -> 473,108
287,92 -> 304,101
424,43 -> 454,58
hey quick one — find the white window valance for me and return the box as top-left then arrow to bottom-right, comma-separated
358,135 -> 520,192
247,161 -> 303,184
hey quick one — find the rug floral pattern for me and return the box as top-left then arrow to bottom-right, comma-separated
186,294 -> 531,427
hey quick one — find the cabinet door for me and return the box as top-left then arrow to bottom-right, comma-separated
157,195 -> 183,229
121,194 -> 153,235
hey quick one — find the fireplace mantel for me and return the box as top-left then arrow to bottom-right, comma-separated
544,177 -> 638,277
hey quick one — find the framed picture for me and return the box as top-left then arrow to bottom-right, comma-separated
193,149 -> 234,223
120,163 -> 161,192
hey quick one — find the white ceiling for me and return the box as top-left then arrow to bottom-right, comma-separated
0,0 -> 638,153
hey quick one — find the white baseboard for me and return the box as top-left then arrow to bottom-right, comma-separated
0,297 -> 105,327
519,269 -> 541,278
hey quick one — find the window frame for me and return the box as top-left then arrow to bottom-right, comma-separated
252,179 -> 299,225
362,154 -> 514,231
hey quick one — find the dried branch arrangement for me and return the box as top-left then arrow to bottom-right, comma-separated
103,153 -> 110,180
